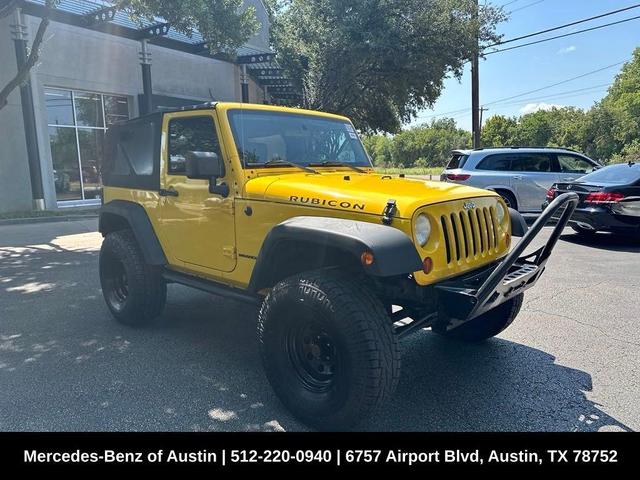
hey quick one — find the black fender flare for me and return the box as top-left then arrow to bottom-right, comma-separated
248,216 -> 423,292
99,200 -> 167,266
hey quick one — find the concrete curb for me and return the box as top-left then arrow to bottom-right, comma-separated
0,215 -> 99,227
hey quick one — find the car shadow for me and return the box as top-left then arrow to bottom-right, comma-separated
360,330 -> 633,432
559,232 -> 640,253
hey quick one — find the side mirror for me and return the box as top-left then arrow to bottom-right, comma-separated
185,151 -> 224,179
185,151 -> 229,197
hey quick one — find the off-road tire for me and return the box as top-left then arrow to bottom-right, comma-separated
99,229 -> 166,326
433,293 -> 524,342
258,271 -> 400,431
571,225 -> 598,236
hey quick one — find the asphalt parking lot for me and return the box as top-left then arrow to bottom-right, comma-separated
0,218 -> 638,432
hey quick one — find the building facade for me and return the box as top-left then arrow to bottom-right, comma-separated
0,0 -> 279,213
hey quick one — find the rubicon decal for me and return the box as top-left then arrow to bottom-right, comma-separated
289,196 -> 366,210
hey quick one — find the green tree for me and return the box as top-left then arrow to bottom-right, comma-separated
362,134 -> 393,166
481,115 -> 517,147
588,48 -> 640,161
0,0 -> 259,110
583,104 -> 624,162
512,109 -> 555,146
545,107 -> 588,151
269,0 -> 504,133
126,0 -> 259,53
609,139 -> 640,164
387,118 -> 471,167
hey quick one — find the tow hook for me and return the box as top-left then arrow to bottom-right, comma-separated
382,199 -> 397,225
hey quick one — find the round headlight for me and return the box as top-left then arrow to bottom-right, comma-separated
496,202 -> 506,224
415,214 -> 431,246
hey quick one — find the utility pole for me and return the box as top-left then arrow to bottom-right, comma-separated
479,106 -> 488,132
471,0 -> 481,149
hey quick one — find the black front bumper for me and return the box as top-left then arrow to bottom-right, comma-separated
434,193 -> 579,329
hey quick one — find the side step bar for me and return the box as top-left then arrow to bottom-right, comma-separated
163,269 -> 261,306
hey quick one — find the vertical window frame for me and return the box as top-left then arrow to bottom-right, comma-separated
45,87 -> 130,204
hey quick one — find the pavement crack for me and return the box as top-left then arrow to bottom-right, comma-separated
524,281 -> 606,307
523,307 -> 640,348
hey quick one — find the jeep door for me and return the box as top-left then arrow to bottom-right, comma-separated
157,111 -> 237,273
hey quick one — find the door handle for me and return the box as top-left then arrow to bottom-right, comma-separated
159,188 -> 179,197
513,175 -> 524,180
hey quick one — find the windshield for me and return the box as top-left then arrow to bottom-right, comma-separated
577,163 -> 640,184
227,109 -> 372,169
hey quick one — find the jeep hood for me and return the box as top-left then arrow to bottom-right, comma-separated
243,172 -> 499,219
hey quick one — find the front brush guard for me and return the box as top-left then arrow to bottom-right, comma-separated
434,192 -> 579,329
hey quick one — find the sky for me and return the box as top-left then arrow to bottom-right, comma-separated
409,0 -> 640,131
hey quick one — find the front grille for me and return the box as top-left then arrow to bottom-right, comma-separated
440,206 -> 499,264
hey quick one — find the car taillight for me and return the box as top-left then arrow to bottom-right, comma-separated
546,186 -> 556,201
584,192 -> 625,204
446,173 -> 471,181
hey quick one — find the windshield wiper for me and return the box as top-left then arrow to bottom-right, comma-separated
247,159 -> 318,174
308,161 -> 367,173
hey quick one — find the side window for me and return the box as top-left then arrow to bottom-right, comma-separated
511,154 -> 552,172
557,154 -> 595,174
476,154 -> 511,171
168,116 -> 220,174
103,118 -> 160,191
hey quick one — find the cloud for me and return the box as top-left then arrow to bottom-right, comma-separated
519,103 -> 564,114
557,45 -> 577,55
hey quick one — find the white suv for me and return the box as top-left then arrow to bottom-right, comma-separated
441,147 -> 602,213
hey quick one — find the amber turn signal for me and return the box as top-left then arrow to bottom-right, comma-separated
361,251 -> 375,266
422,257 -> 433,274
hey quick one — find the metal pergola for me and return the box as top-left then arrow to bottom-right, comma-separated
16,0 -> 300,105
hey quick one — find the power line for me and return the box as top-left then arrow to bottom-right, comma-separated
483,60 -> 626,105
418,60 -> 625,120
485,14 -> 640,55
510,0 -> 545,14
488,3 -> 640,48
420,83 -> 611,121
489,83 -> 612,106
490,86 -> 611,109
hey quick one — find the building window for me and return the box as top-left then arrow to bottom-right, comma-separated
45,87 -> 129,203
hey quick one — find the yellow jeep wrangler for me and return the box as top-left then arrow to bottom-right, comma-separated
98,102 -> 578,430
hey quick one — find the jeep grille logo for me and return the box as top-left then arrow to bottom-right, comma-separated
463,201 -> 476,210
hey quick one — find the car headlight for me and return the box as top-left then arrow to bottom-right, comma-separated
496,202 -> 506,224
415,214 -> 431,246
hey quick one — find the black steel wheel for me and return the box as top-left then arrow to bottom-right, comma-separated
258,271 -> 400,431
286,320 -> 341,393
99,230 -> 166,326
101,254 -> 129,312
